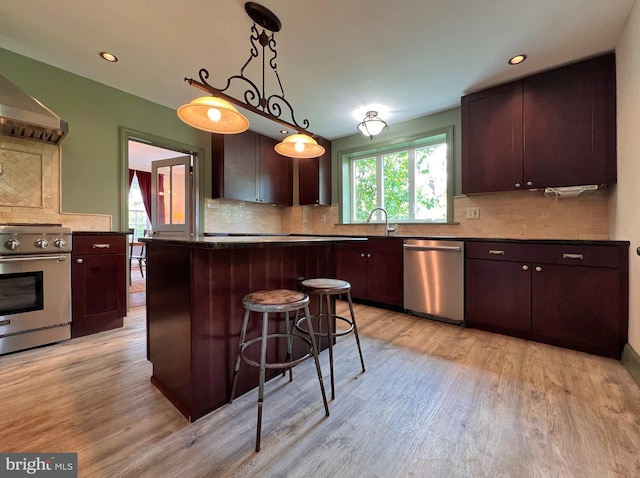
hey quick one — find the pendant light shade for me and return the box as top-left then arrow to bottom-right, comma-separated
357,111 -> 388,139
177,96 -> 249,134
275,133 -> 325,159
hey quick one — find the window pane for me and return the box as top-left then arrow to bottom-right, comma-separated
415,144 -> 447,221
157,166 -> 170,225
353,157 -> 377,221
171,164 -> 186,225
382,151 -> 409,221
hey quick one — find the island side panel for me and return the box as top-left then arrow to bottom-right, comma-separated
146,243 -> 193,418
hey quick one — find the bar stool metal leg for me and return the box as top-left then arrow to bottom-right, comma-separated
346,291 -> 366,373
304,303 -> 330,418
256,311 -> 269,452
229,308 -> 251,404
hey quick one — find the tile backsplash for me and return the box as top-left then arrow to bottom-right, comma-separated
0,136 -> 111,229
204,188 -> 610,240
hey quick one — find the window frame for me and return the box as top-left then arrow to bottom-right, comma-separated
339,126 -> 454,224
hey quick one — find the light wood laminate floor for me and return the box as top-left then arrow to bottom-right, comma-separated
1,303 -> 639,477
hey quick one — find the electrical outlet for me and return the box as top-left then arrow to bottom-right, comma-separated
320,214 -> 326,223
245,211 -> 251,219
466,207 -> 480,219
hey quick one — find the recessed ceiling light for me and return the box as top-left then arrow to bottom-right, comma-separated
100,51 -> 118,63
508,54 -> 527,65
280,129 -> 288,135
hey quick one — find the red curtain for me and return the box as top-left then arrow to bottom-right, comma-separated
128,169 -> 136,188
135,170 -> 153,221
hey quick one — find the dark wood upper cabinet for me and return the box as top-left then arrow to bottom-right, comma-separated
523,54 -> 617,188
212,131 -> 293,206
299,136 -> 332,206
462,53 -> 616,194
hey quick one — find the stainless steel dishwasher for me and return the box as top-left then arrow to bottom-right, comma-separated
403,239 -> 465,325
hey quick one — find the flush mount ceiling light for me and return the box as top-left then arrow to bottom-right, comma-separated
508,54 -> 527,65
178,2 -> 325,159
357,111 -> 389,139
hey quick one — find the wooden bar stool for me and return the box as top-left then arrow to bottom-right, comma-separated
297,278 -> 366,400
229,289 -> 330,452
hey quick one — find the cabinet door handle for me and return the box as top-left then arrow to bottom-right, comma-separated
76,258 -> 84,264
488,250 -> 505,255
360,253 -> 365,258
515,182 -> 521,188
522,265 -> 529,271
367,253 -> 371,258
535,266 -> 542,272
562,253 -> 584,260
92,243 -> 111,249
526,181 -> 533,187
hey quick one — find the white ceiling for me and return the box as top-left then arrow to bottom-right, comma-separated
1,0 -> 635,142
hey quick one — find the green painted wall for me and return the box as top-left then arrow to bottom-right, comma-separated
330,107 -> 462,201
0,48 -> 211,228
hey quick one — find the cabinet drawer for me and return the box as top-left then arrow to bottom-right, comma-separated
465,242 -> 539,262
73,235 -> 126,255
466,241 -> 624,269
541,244 -> 623,268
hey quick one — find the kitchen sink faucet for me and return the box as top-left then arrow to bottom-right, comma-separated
365,207 -> 397,236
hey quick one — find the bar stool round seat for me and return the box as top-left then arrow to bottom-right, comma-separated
230,289 -> 330,452
297,278 -> 366,400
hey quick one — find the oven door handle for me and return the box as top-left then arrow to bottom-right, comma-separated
0,255 -> 68,263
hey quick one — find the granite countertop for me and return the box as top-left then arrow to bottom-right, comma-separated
72,230 -> 130,236
141,235 -> 367,250
142,233 -> 629,248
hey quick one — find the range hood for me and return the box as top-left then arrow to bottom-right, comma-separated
0,74 -> 67,145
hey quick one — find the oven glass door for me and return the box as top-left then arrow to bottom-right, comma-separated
0,271 -> 44,315
0,254 -> 71,336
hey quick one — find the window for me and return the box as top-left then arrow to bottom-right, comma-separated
343,127 -> 453,224
128,175 -> 150,240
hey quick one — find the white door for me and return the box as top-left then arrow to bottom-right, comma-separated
151,156 -> 193,238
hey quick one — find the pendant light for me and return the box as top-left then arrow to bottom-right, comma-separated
274,133 -> 325,159
177,97 -> 249,134
179,2 -> 323,158
357,111 -> 388,139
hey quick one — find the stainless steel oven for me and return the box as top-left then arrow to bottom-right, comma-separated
0,224 -> 72,354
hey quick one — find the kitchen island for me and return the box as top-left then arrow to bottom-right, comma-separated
142,235 -> 364,421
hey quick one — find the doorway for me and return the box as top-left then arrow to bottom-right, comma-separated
121,128 -> 204,308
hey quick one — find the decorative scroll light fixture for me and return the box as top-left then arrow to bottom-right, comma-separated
357,111 -> 388,139
178,2 -> 325,159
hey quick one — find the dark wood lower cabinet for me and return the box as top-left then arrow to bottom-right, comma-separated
465,241 -> 629,359
336,238 -> 403,308
71,234 -> 127,338
531,264 -> 626,358
465,259 -> 531,335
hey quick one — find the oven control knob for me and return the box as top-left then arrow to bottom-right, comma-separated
5,239 -> 20,250
35,239 -> 49,249
53,238 -> 67,249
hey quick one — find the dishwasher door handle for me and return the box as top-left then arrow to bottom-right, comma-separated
403,244 -> 462,252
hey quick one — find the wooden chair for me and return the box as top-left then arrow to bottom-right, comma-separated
129,229 -> 147,281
